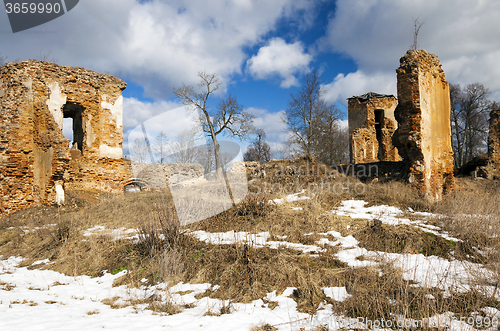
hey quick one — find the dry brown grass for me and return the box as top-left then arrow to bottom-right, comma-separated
354,222 -> 456,258
0,281 -> 15,291
434,178 -> 500,281
180,240 -> 346,312
249,324 -> 277,331
359,180 -> 433,212
1,162 -> 500,322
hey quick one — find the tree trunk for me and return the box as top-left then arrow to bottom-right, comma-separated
212,134 -> 235,207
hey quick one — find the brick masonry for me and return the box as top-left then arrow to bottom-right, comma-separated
348,93 -> 400,164
488,107 -> 500,165
0,60 -> 132,215
392,50 -> 455,201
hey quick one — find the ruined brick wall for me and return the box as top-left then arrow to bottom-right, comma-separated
488,107 -> 500,165
348,93 -> 400,164
393,50 -> 454,201
484,107 -> 500,179
0,60 -> 131,215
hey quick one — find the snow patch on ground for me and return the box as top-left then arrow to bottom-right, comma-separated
333,200 -> 460,242
269,190 -> 310,204
83,226 -> 139,242
0,256 -> 344,331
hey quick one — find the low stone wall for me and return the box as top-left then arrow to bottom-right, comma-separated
130,162 -> 205,189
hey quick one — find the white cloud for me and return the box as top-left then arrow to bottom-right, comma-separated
246,107 -> 289,144
320,0 -> 500,102
321,71 -> 396,107
246,38 -> 312,88
123,97 -> 182,129
123,97 -> 208,154
1,0 -> 316,99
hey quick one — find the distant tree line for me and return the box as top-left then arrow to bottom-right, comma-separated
244,69 -> 349,166
450,82 -> 497,168
281,69 -> 348,165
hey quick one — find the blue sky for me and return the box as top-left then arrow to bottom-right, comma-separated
2,0 -> 500,155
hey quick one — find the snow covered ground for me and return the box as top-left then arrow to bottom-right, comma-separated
0,256 -> 351,331
1,194 -> 500,330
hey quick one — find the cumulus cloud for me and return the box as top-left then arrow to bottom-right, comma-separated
320,0 -> 500,102
246,107 -> 290,148
246,38 -> 312,87
321,71 -> 396,107
123,97 -> 183,129
1,0 -> 316,99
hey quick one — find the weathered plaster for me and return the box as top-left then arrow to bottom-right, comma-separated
393,50 -> 454,201
55,183 -> 65,205
85,114 -> 95,147
46,81 -> 67,129
99,144 -> 123,159
101,95 -> 123,130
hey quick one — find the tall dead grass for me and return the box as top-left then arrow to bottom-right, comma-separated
1,171 -> 500,323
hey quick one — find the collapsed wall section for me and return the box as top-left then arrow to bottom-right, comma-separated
393,50 -> 454,201
348,92 -> 400,164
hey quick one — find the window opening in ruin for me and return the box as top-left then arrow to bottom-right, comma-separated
375,109 -> 384,159
62,117 -> 74,147
62,102 -> 84,152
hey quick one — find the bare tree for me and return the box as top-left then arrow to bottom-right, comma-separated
168,128 -> 202,164
130,137 -> 150,164
244,129 -> 271,164
283,69 -> 342,163
410,17 -> 425,50
174,72 -> 254,179
199,141 -> 215,173
0,52 -> 6,66
450,83 -> 494,167
174,72 -> 254,206
153,131 -> 169,164
316,122 -> 349,165
38,49 -> 58,63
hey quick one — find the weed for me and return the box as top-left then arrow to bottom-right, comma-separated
0,281 -> 15,291
249,324 -> 277,331
147,300 -> 181,315
111,266 -> 127,275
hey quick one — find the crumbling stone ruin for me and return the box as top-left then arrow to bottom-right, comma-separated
392,50 -> 455,201
481,106 -> 500,179
0,60 -> 132,215
454,106 -> 500,179
348,92 -> 400,164
488,107 -> 500,166
347,50 -> 455,201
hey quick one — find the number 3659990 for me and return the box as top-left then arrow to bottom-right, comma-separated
5,2 -> 62,14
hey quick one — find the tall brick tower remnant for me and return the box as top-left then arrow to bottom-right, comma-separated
393,50 -> 454,201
